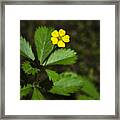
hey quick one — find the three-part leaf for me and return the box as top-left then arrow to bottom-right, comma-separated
50,72 -> 83,96
20,84 -> 33,97
22,61 -> 39,76
49,72 -> 99,99
46,49 -> 77,65
46,69 -> 60,82
20,36 -> 35,60
32,87 -> 45,100
34,27 -> 54,64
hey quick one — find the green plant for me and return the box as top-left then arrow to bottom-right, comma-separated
20,26 -> 99,100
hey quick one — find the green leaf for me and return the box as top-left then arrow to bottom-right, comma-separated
49,72 -> 99,98
50,72 -> 83,96
22,61 -> 39,76
34,26 -> 54,64
20,84 -> 33,97
20,36 -> 35,60
76,95 -> 93,100
46,49 -> 77,65
80,77 -> 99,99
32,87 -> 45,100
46,69 -> 60,82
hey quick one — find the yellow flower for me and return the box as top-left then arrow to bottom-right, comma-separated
51,29 -> 70,47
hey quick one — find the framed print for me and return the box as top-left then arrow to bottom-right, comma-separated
0,0 -> 120,119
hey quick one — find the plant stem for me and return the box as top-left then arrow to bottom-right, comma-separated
43,45 -> 57,66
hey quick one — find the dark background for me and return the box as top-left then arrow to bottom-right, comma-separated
20,20 -> 100,100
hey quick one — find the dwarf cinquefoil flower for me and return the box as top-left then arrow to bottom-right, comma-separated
51,29 -> 70,47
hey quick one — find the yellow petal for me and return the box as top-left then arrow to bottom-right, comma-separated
62,35 -> 70,42
59,29 -> 66,37
51,37 -> 58,44
57,40 -> 65,47
51,30 -> 59,37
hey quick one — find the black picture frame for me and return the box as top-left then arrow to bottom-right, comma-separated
0,0 -> 119,119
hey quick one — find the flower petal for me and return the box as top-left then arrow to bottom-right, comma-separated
62,35 -> 70,42
57,40 -> 65,47
59,29 -> 66,37
51,37 -> 58,44
51,30 -> 59,37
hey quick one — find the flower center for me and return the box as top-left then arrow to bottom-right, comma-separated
58,36 -> 62,41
